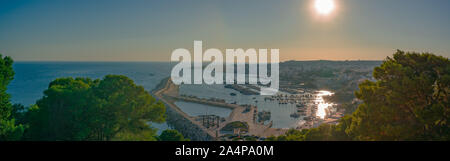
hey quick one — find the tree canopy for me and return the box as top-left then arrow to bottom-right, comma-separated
350,50 -> 449,140
0,54 -> 25,141
158,129 -> 189,141
23,75 -> 166,141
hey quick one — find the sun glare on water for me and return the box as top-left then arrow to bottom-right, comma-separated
315,0 -> 335,15
315,91 -> 334,119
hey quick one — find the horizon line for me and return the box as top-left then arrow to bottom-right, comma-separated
13,59 -> 384,63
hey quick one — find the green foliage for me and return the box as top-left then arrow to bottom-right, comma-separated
24,77 -> 94,140
221,121 -> 249,132
243,135 -> 258,141
350,50 -> 449,140
269,50 -> 449,141
0,54 -> 25,141
267,117 -> 353,141
113,128 -> 159,141
23,75 -> 166,141
158,129 -> 189,141
266,129 -> 306,141
0,119 -> 25,141
339,103 -> 359,115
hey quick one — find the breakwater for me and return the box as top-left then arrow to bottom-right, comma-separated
153,77 -> 216,141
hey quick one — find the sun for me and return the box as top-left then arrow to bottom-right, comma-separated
315,0 -> 335,15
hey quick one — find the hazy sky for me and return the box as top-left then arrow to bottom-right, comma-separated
0,0 -> 449,61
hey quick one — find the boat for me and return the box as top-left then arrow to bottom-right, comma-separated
290,113 -> 300,118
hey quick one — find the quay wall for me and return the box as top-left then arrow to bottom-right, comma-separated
165,103 -> 216,141
153,77 -> 216,141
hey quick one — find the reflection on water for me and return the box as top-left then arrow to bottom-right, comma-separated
315,91 -> 334,119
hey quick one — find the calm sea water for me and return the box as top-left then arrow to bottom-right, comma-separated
175,101 -> 232,118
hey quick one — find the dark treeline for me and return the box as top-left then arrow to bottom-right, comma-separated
268,50 -> 449,141
0,54 -> 186,141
